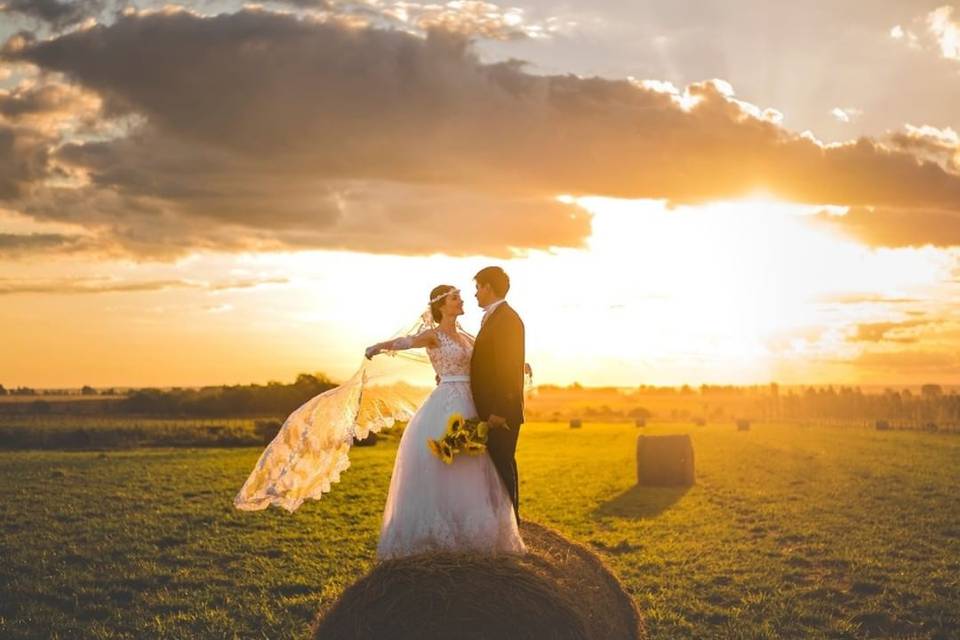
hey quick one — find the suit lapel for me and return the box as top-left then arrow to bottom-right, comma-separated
474,302 -> 507,357
482,301 -> 508,330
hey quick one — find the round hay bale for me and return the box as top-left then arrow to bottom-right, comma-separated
636,434 -> 695,486
736,419 -> 751,431
875,420 -> 890,431
353,431 -> 379,447
569,418 -> 582,429
311,521 -> 645,640
634,417 -> 646,428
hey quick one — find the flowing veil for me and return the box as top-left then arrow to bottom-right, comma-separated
233,308 -> 447,512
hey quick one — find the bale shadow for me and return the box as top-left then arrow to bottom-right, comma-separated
591,484 -> 690,520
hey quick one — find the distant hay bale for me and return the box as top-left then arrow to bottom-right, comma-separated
635,434 -> 695,487
570,418 -> 582,429
634,417 -> 646,428
312,521 -> 645,640
693,418 -> 706,427
737,419 -> 751,431
875,420 -> 890,431
354,431 -> 379,447
925,422 -> 939,432
253,419 -> 282,443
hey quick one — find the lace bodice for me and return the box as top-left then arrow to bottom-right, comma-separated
426,330 -> 472,377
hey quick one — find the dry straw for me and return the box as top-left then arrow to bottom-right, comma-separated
311,521 -> 645,640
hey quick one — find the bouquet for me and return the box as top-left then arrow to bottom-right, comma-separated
427,412 -> 504,464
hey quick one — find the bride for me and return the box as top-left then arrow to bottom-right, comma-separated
234,284 -> 525,560
365,285 -> 525,559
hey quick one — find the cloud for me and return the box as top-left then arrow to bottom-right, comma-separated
0,0 -> 105,30
0,79 -> 102,132
816,293 -> 923,306
279,0 -> 558,41
0,275 -> 290,295
885,123 -> 959,173
812,206 -> 960,248
0,123 -> 52,199
3,7 -> 960,260
850,320 -> 930,344
830,107 -> 862,124
892,5 -> 960,61
928,5 -> 960,61
0,231 -> 90,257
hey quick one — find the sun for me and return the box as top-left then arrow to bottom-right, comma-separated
508,195 -> 948,385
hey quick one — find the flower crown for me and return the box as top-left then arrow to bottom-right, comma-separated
429,288 -> 459,304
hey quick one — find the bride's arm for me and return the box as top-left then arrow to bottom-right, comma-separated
365,329 -> 438,359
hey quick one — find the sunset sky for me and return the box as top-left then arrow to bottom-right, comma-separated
1,0 -> 959,388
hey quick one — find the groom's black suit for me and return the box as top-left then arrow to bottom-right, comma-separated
470,301 -> 525,524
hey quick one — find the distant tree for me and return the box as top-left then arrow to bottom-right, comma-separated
628,406 -> 653,419
81,385 -> 97,395
0,384 -> 6,396
921,384 -> 943,399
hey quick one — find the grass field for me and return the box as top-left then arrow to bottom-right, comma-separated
1,421 -> 958,639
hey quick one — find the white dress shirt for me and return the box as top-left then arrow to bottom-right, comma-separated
481,298 -> 506,327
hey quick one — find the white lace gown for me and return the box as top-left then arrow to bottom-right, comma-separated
376,330 -> 527,560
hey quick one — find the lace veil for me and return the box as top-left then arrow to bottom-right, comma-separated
234,294 -> 476,512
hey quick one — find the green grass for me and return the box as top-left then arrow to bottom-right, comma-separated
1,422 -> 958,639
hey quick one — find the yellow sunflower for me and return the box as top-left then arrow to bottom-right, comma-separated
446,412 -> 465,436
439,441 -> 454,464
427,438 -> 443,460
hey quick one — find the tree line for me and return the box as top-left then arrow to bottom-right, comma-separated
0,374 -> 336,418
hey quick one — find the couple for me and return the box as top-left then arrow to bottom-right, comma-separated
234,266 -> 527,560
365,266 -> 527,559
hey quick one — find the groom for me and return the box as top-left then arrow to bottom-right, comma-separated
471,266 -> 525,525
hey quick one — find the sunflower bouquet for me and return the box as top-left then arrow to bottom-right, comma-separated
427,412 -> 502,464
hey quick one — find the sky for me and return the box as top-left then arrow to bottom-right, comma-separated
1,0 -> 959,388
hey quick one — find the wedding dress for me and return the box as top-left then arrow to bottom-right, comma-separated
376,330 -> 526,560
234,325 -> 525,560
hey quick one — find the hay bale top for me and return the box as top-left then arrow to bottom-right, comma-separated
312,521 -> 645,640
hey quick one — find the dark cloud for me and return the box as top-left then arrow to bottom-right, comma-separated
0,231 -> 87,257
3,7 -> 960,259
0,123 -> 51,199
0,0 -> 105,30
0,80 -> 99,123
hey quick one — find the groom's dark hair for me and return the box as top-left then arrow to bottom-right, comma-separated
474,266 -> 509,298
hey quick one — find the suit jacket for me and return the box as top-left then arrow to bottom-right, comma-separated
470,301 -> 525,428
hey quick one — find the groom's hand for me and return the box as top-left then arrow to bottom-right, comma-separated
487,414 -> 507,429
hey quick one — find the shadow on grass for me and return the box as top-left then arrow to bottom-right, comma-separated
591,484 -> 690,520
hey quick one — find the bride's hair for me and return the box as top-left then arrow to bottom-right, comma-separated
429,284 -> 456,323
